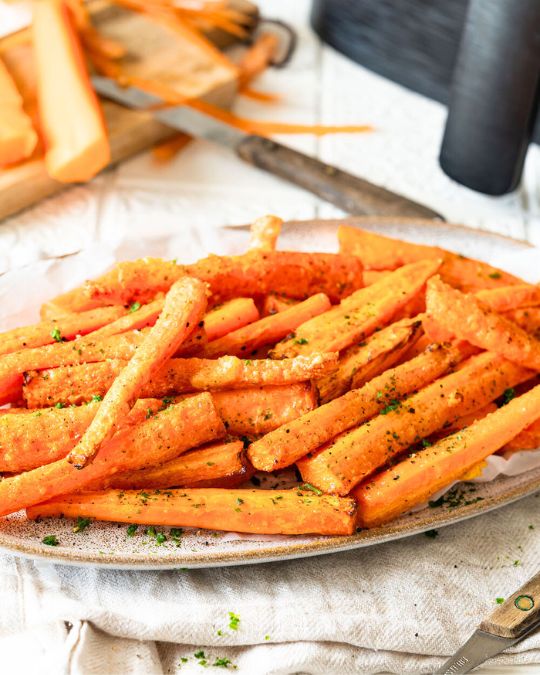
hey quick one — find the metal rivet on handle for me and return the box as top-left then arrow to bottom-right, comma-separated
514,595 -> 535,611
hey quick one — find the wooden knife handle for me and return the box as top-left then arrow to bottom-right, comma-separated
236,134 -> 444,219
480,570 -> 540,639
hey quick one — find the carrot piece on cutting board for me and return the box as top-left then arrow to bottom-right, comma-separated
0,56 -> 37,166
32,0 -> 110,181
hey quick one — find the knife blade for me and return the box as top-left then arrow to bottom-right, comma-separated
436,570 -> 540,674
92,76 -> 444,220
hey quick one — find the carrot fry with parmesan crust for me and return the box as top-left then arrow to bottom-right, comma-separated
0,394 -> 225,516
26,488 -> 357,536
298,352 -> 533,495
426,276 -> 540,371
204,298 -> 260,341
503,417 -> 540,453
503,308 -> 540,337
66,277 -> 207,468
201,294 -> 331,358
353,383 -> 540,527
476,285 -> 540,313
89,299 -> 164,338
247,342 -> 473,472
271,259 -> 440,359
23,353 -> 337,406
249,215 -> 282,251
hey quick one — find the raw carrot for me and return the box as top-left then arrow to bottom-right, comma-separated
298,351 -> 532,495
271,259 -> 439,358
32,0 -> 110,181
26,487 -> 357,536
317,317 -> 423,403
0,56 -> 37,166
426,276 -> 540,370
23,353 -> 338,406
66,277 -> 207,468
354,383 -> 540,527
201,293 -> 331,358
0,305 -> 126,358
248,214 -> 282,251
247,342 -> 471,472
0,393 -> 224,516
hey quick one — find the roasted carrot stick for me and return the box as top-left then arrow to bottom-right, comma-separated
317,317 -> 423,403
363,270 -> 392,286
354,383 -> 540,527
0,305 -> 126,358
0,56 -> 37,166
262,294 -> 299,316
503,417 -> 540,453
42,250 -> 363,315
338,225 -> 523,291
503,308 -> 540,338
0,394 -> 224,516
248,214 -> 282,251
67,277 -> 207,468
426,276 -> 540,371
247,342 -> 472,472
88,299 -> 164,338
298,351 -> 532,495
100,440 -> 251,490
204,298 -> 260,341
271,259 -> 439,358
32,0 -> 110,181
26,487 -> 357,535
23,353 -> 337,406
476,285 -> 540,313
201,294 -> 331,358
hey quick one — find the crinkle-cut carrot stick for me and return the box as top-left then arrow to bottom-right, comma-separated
99,440 -> 251,490
0,56 -> 37,167
204,298 -> 260,341
0,398 -> 164,473
298,351 -> 532,495
338,225 -> 523,291
42,250 -> 363,315
0,393 -> 224,516
262,294 -> 299,316
0,305 -> 126,358
271,259 -> 439,359
201,294 -> 331,358
247,341 -> 471,472
426,276 -> 540,371
248,214 -> 282,251
353,383 -> 540,527
27,487 -> 357,536
317,317 -> 423,403
23,353 -> 337,407
503,308 -> 540,338
32,0 -> 110,181
67,277 -> 207,469
476,285 -> 540,313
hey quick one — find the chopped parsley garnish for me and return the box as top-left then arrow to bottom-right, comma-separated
146,526 -> 157,538
380,399 -> 401,415
496,597 -> 505,604
55,402 -> 65,409
293,337 -> 309,345
428,485 -> 484,509
194,650 -> 206,660
213,657 -> 235,668
51,327 -> 63,343
91,394 -> 103,403
42,535 -> 59,546
301,482 -> 323,496
421,439 -> 432,448
126,524 -> 138,537
228,612 -> 240,631
499,387 -> 516,407
488,272 -> 502,279
424,529 -> 439,539
264,634 -> 270,641
155,533 -> 166,545
73,517 -> 91,533
129,302 -> 141,313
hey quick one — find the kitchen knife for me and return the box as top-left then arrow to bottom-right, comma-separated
436,570 -> 540,674
92,76 -> 443,220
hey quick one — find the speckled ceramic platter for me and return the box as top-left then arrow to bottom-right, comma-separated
1,216 -> 539,569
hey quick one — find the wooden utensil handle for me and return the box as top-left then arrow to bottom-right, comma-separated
236,134 -> 444,219
480,570 -> 540,639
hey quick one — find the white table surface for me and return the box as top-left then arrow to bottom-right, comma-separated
1,1 -> 540,673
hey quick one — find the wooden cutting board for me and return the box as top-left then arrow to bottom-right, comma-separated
0,1 -> 255,222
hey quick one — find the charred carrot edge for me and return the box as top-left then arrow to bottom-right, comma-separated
353,383 -> 540,527
247,342 -> 472,472
0,56 -> 37,167
298,352 -> 533,495
66,277 -> 207,468
271,259 -> 440,358
317,317 -> 423,403
201,294 -> 331,358
26,487 -> 357,536
0,394 -> 224,516
248,215 -> 282,251
426,276 -> 540,371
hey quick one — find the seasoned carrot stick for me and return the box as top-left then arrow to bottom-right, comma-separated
247,342 -> 472,472
338,225 -> 522,291
0,305 -> 126,357
298,352 -> 532,495
0,56 -> 37,166
42,250 -> 363,315
426,276 -> 540,370
0,394 -> 224,516
503,308 -> 540,337
89,299 -> 164,338
201,294 -> 331,358
317,317 -> 423,403
26,488 -> 357,536
32,0 -> 110,181
100,440 -> 251,490
67,277 -> 207,468
262,294 -> 299,316
363,270 -> 392,286
354,383 -> 540,527
503,417 -> 540,453
271,259 -> 439,358
204,298 -> 260,341
23,353 -> 337,406
476,285 -> 540,313
248,214 -> 282,251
